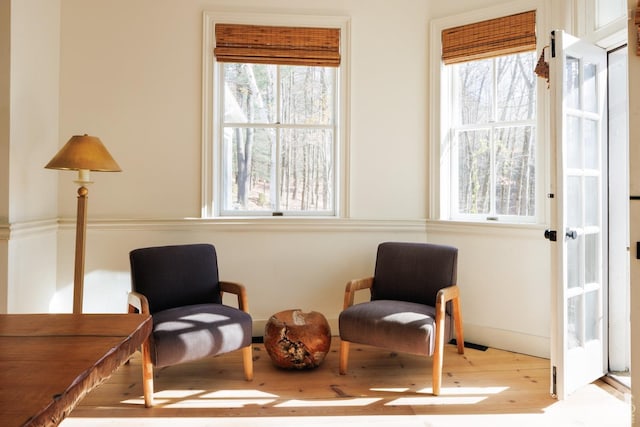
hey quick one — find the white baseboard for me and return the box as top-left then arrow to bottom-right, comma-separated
459,323 -> 549,359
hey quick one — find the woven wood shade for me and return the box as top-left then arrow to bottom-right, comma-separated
442,10 -> 536,65
214,23 -> 340,67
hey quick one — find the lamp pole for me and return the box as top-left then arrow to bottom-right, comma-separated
73,183 -> 89,314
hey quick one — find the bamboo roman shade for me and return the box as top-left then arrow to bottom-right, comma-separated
442,10 -> 536,65
214,23 -> 341,67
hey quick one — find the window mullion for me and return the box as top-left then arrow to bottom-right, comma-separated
490,57 -> 498,217
274,65 -> 282,212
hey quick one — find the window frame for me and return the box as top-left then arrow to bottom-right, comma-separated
429,0 -> 547,225
202,12 -> 350,218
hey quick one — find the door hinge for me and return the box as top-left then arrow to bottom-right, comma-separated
552,366 -> 557,398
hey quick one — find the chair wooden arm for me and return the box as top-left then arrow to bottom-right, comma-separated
436,284 -> 460,305
128,291 -> 150,315
343,276 -> 374,310
435,284 -> 464,355
219,281 -> 250,313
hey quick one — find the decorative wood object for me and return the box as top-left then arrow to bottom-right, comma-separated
264,309 -> 331,369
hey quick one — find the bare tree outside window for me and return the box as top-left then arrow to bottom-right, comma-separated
221,63 -> 335,214
451,51 -> 536,219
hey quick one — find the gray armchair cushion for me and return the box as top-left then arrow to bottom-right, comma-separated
372,242 -> 458,309
152,303 -> 252,368
339,300 -> 452,356
130,244 -> 222,314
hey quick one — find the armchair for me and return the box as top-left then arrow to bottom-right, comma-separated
128,243 -> 253,407
338,242 -> 464,395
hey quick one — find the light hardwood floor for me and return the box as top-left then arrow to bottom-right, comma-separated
61,339 -> 631,427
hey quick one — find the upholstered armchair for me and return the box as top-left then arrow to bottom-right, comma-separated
338,242 -> 464,395
128,243 -> 253,407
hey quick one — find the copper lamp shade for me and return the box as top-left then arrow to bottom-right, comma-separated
45,134 -> 121,172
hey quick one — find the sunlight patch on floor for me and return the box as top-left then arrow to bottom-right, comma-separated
152,389 -> 206,399
59,412 -> 629,427
539,382 -> 631,426
415,386 -> 510,395
120,385 -> 510,410
369,387 -> 409,393
275,398 -> 382,407
165,398 -> 276,408
122,388 -> 280,408
419,411 -> 631,427
58,415 -> 459,427
387,395 -> 487,405
201,389 -> 279,398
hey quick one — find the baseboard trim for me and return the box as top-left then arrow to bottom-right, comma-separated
462,323 -> 549,359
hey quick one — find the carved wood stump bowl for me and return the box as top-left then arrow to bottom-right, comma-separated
264,309 -> 332,369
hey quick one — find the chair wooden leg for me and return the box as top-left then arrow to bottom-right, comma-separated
339,339 -> 350,375
432,295 -> 448,396
453,296 -> 465,354
242,345 -> 254,381
432,324 -> 445,396
141,337 -> 154,408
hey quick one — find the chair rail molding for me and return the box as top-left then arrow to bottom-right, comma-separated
0,219 -> 58,240
55,217 -> 429,234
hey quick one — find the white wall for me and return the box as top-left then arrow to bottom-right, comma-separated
1,0 -> 60,313
10,0 -> 61,222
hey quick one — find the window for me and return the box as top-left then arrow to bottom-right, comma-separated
433,9 -> 541,223
203,17 -> 348,217
220,63 -> 336,215
450,52 -> 537,219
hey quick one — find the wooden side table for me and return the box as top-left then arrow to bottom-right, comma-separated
264,309 -> 331,369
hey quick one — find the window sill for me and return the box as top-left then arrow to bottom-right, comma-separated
426,218 -> 547,238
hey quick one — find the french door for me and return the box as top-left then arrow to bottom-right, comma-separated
548,30 -> 607,399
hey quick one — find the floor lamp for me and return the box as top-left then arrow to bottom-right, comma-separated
45,134 -> 121,314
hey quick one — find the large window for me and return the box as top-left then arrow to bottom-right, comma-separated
433,9 -> 541,223
203,18 -> 348,217
220,63 -> 336,214
450,52 -> 537,219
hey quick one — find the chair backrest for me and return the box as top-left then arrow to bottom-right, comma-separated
129,243 -> 222,314
371,242 -> 458,307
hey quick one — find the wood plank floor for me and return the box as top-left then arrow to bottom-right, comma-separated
60,339 -> 631,427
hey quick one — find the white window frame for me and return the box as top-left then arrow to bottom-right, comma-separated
581,0 -> 628,46
202,11 -> 350,218
429,0 -> 548,225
